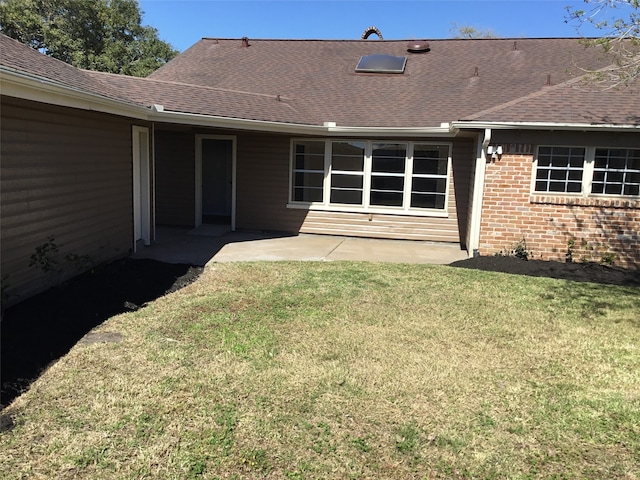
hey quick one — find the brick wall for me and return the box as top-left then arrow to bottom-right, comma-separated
479,153 -> 640,269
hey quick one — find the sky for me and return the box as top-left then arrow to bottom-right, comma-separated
138,0 -> 626,52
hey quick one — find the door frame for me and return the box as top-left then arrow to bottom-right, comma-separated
195,134 -> 237,230
132,125 -> 152,251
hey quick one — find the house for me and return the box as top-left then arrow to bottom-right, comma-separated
1,31 -> 639,306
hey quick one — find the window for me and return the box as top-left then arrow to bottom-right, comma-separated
534,146 -> 585,193
592,148 -> 640,196
412,144 -> 449,209
533,146 -> 640,198
370,143 -> 407,206
292,141 -> 325,202
330,142 -> 365,205
290,140 -> 451,214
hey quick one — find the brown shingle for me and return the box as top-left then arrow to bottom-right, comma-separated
3,33 -> 638,127
148,37 -> 629,127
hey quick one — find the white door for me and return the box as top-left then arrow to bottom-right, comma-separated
132,126 -> 151,250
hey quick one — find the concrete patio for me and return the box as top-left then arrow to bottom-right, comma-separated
132,227 -> 469,266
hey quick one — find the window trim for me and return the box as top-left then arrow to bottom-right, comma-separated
531,145 -> 640,199
288,139 -> 452,218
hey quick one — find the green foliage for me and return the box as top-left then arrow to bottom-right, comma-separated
566,0 -> 640,86
29,236 -> 94,285
496,238 -> 534,260
450,22 -> 499,39
0,0 -> 178,77
29,235 -> 61,274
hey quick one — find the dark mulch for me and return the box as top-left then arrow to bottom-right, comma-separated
1,255 -> 638,409
1,259 -> 202,408
450,256 -> 640,287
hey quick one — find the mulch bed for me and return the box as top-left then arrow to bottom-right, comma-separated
1,259 -> 202,408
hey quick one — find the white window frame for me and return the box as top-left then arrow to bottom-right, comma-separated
288,139 -> 452,217
532,145 -> 640,199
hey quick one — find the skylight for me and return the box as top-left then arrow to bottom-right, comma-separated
355,54 -> 407,74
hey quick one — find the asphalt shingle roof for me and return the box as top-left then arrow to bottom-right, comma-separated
148,37 -> 636,127
2,33 -> 639,127
0,34 -> 139,106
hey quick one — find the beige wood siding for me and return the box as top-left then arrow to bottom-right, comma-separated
1,96 -> 135,306
235,132 -> 308,231
235,134 -> 474,244
154,129 -> 196,226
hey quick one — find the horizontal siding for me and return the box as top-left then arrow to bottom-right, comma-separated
235,132 -> 308,231
0,96 -> 135,306
155,130 -> 196,226
300,211 -> 460,242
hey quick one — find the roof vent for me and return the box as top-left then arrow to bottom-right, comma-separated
407,40 -> 430,53
241,37 -> 250,48
361,26 -> 383,40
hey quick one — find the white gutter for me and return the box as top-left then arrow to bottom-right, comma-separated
467,128 -> 491,257
148,109 -> 457,137
452,120 -> 639,132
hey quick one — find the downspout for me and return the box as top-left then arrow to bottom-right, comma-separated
151,122 -> 157,242
467,128 -> 491,257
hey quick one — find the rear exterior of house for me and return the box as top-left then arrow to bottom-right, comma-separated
1,32 -> 639,306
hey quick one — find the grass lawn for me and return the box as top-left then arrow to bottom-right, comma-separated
1,262 -> 638,479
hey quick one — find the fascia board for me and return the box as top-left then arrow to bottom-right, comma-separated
452,120 -> 640,132
0,66 -> 149,120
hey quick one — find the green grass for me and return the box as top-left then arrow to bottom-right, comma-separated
1,262 -> 639,479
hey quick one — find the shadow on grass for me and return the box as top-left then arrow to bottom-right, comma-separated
1,259 -> 202,408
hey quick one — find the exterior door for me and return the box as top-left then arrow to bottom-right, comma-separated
132,126 -> 151,250
196,136 -> 235,228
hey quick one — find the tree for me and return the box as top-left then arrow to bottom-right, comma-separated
0,0 -> 178,77
450,23 -> 499,39
566,0 -> 640,86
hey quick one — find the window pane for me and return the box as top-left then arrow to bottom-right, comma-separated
624,184 -> 639,196
372,143 -> 406,173
411,193 -> 445,209
330,189 -> 363,204
294,141 -> 325,170
413,158 -> 447,175
370,191 -> 403,206
294,172 -> 323,188
331,174 -> 363,189
293,187 -> 323,202
412,177 -> 447,193
331,142 -> 365,171
371,175 -> 404,191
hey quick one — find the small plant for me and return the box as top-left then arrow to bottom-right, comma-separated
566,236 -> 576,263
496,238 -> 534,261
600,251 -> 616,266
29,236 -> 94,286
29,235 -> 61,274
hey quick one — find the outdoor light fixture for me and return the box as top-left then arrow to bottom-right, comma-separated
486,145 -> 503,159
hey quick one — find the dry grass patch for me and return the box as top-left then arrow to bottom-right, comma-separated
1,262 -> 639,479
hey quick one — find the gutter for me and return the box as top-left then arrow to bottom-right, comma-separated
148,109 -> 457,137
452,120 -> 640,132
